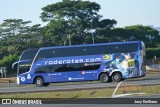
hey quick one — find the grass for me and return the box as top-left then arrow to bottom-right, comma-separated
0,88 -> 113,98
0,85 -> 160,98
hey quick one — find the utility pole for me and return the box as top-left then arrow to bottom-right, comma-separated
91,19 -> 95,44
69,34 -> 71,46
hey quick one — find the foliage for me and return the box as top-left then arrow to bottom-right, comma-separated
40,0 -> 117,46
146,48 -> 160,59
0,19 -> 44,73
124,25 -> 160,48
0,19 -> 44,59
0,54 -> 19,74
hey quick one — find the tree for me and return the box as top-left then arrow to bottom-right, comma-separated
124,25 -> 160,47
0,54 -> 19,75
0,19 -> 30,56
40,0 -> 117,45
0,19 -> 44,73
0,19 -> 44,58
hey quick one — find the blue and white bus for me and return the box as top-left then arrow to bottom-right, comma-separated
13,41 -> 146,86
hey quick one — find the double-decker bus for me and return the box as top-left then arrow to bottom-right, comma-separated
13,41 -> 146,86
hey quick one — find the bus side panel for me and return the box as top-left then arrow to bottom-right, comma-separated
100,52 -> 142,79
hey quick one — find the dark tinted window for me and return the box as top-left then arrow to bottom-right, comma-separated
70,46 -> 102,56
35,49 -> 55,61
18,63 -> 31,74
35,65 -> 51,73
116,43 -> 138,53
101,43 -> 138,54
35,48 -> 70,61
101,45 -> 114,54
84,46 -> 102,55
54,48 -> 70,57
84,62 -> 101,70
35,42 -> 138,61
35,62 -> 101,73
70,47 -> 86,56
69,63 -> 84,71
19,49 -> 38,74
20,49 -> 38,61
55,64 -> 71,72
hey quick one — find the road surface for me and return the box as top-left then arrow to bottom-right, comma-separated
0,79 -> 160,94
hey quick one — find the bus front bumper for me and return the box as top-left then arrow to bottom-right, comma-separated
17,75 -> 33,85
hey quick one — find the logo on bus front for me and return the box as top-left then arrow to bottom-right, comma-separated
21,77 -> 26,82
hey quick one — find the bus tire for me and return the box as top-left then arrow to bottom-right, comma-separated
35,77 -> 44,87
99,73 -> 109,83
112,72 -> 122,82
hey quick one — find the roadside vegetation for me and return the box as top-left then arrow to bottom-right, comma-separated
0,85 -> 160,98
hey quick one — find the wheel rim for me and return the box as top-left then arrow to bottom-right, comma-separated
102,75 -> 106,81
100,73 -> 108,82
114,75 -> 119,81
113,73 -> 121,82
37,79 -> 41,85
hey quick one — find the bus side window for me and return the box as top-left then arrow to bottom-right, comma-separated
55,64 -> 69,72
84,46 -> 102,55
35,66 -> 48,73
54,48 -> 70,57
101,45 -> 114,54
70,63 -> 84,71
84,63 -> 101,70
70,47 -> 85,56
48,66 -> 53,72
26,66 -> 30,72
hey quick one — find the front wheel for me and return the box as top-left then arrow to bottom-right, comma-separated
99,73 -> 110,83
112,72 -> 122,82
35,77 -> 44,87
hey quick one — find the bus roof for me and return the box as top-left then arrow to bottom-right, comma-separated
40,41 -> 141,50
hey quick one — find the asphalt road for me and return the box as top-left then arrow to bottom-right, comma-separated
0,79 -> 160,94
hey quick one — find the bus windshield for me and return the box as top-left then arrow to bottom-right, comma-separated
18,49 -> 38,75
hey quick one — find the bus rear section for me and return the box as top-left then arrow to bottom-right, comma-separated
98,41 -> 146,82
14,41 -> 146,86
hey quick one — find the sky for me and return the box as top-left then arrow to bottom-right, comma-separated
0,0 -> 160,28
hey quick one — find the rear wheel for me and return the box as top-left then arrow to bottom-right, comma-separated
112,72 -> 122,82
35,77 -> 44,87
99,73 -> 109,83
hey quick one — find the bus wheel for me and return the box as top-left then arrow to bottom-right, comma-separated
99,73 -> 109,83
35,77 -> 44,87
112,72 -> 122,82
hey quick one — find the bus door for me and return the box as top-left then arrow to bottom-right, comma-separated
18,61 -> 31,75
